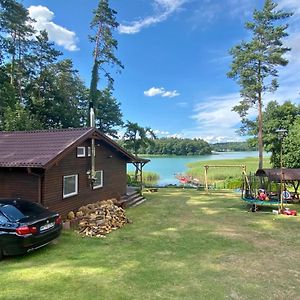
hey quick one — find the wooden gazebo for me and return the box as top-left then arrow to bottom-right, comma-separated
256,168 -> 300,198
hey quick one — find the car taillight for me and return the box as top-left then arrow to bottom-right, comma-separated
55,215 -> 62,225
16,226 -> 37,235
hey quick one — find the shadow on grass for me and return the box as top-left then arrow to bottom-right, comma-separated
1,188 -> 300,299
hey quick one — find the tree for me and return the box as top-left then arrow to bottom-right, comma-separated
26,30 -> 62,100
89,0 -> 123,118
0,66 -> 16,129
0,1 -> 89,131
27,60 -> 88,129
123,121 -> 156,180
228,0 -> 292,169
123,121 -> 156,156
2,102 -> 42,130
246,101 -> 300,167
262,101 -> 299,167
137,137 -> 212,156
0,0 -> 35,97
283,118 -> 300,168
93,87 -> 123,137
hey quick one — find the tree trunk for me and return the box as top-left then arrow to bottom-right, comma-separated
258,92 -> 264,169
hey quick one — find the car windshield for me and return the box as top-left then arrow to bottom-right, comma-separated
0,200 -> 48,221
0,205 -> 25,221
14,201 -> 47,216
0,212 -> 8,224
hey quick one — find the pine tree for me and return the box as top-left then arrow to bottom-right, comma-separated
228,0 -> 292,169
0,0 -> 35,93
89,0 -> 123,117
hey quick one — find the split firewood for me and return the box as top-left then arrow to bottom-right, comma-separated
67,199 -> 131,238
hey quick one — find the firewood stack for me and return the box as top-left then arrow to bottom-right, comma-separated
68,199 -> 131,238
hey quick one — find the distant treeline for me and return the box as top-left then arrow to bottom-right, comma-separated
119,137 -> 212,156
211,142 -> 256,152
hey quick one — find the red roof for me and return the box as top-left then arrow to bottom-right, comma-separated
0,128 -> 146,169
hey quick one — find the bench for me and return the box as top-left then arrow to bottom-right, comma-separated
147,188 -> 158,193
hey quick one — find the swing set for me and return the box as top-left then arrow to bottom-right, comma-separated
204,165 -> 300,212
242,168 -> 300,212
204,164 -> 247,192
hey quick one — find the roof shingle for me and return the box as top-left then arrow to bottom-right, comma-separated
0,128 -> 94,168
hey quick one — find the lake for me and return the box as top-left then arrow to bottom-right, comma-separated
127,151 -> 263,186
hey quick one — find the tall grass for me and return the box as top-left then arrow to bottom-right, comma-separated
186,157 -> 271,184
128,171 -> 160,186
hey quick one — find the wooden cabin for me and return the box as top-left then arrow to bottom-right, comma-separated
0,128 -> 148,217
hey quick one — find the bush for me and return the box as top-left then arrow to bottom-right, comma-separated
224,177 -> 243,189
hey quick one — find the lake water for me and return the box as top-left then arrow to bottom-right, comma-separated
127,151 -> 262,186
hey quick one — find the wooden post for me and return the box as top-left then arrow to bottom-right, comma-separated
140,162 -> 144,195
204,166 -> 209,193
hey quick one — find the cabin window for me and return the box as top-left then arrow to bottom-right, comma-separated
93,170 -> 103,189
87,146 -> 91,157
63,174 -> 78,198
77,147 -> 86,157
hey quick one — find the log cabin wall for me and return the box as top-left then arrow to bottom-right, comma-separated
0,168 -> 40,201
43,139 -> 128,217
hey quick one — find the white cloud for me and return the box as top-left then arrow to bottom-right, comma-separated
28,5 -> 79,51
153,129 -> 170,135
162,90 -> 180,98
144,87 -> 180,98
167,133 -> 184,138
181,93 -> 253,143
119,0 -> 187,34
119,15 -> 166,34
144,87 -> 165,97
192,93 -> 243,129
278,0 -> 300,16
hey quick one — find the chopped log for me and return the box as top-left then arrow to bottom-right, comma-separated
67,211 -> 75,220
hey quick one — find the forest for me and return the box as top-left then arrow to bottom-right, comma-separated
120,137 -> 212,156
0,0 -> 123,137
211,142 -> 256,152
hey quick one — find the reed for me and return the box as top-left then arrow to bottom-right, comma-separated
128,171 -> 160,185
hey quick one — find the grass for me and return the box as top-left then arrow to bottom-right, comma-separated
1,189 -> 300,299
186,157 -> 271,182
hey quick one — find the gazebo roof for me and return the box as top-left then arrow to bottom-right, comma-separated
255,168 -> 300,182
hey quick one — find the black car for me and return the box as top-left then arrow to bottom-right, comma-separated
0,198 -> 62,259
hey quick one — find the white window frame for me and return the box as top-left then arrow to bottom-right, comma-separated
93,170 -> 103,189
63,174 -> 78,198
77,147 -> 86,157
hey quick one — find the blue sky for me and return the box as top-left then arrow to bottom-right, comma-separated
22,0 -> 300,142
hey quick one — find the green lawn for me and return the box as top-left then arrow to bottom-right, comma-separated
1,189 -> 300,300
